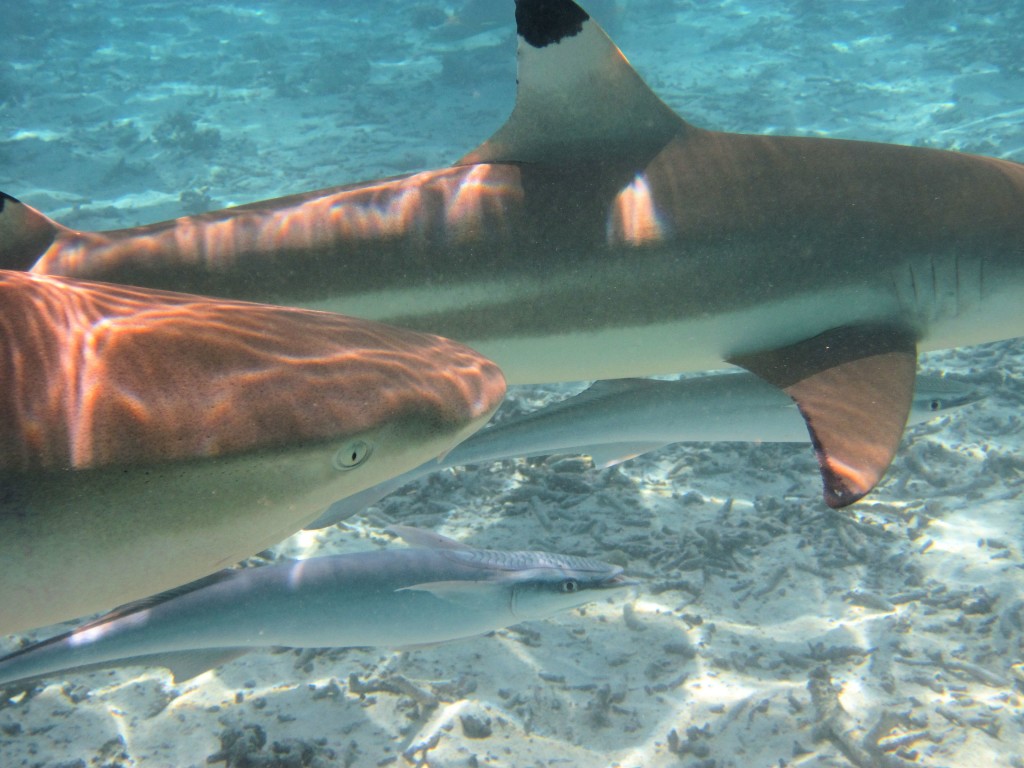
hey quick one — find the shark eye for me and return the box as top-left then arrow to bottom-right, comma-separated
332,440 -> 373,471
929,399 -> 941,412
560,579 -> 580,594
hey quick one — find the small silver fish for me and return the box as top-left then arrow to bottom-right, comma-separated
0,527 -> 629,687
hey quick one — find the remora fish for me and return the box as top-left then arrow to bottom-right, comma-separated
2,0 -> 1022,506
310,373 -> 981,528
0,526 -> 628,686
0,271 -> 505,635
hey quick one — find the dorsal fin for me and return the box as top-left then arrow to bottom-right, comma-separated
457,0 -> 687,165
585,441 -> 667,469
0,192 -> 70,270
729,325 -> 917,508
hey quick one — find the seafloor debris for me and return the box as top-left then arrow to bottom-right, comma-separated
459,713 -> 492,739
207,724 -> 338,768
808,667 -> 933,768
348,672 -> 439,712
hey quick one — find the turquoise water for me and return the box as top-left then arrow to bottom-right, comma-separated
2,1 -> 1023,766
4,1 -> 1019,231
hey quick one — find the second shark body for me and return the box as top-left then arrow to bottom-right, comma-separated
311,372 -> 981,528
2,0 -> 1022,505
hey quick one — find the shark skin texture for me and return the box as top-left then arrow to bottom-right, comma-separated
0,271 -> 505,634
1,0 -> 1022,506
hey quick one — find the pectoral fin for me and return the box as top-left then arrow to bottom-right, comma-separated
729,325 -> 917,508
397,580 -> 503,609
307,472 -> 415,529
160,648 -> 250,682
584,441 -> 668,468
71,648 -> 249,683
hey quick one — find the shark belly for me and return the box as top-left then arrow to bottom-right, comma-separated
306,276 -> 929,385
0,450 -> 351,635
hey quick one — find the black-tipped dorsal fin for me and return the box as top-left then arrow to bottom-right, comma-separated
457,0 -> 687,166
729,325 -> 917,508
0,192 -> 70,270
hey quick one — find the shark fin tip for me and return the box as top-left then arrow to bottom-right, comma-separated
515,0 -> 590,49
0,190 -> 22,208
730,324 -> 918,507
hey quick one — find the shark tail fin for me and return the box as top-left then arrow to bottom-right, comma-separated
0,191 -> 70,269
457,0 -> 688,166
731,325 -> 917,508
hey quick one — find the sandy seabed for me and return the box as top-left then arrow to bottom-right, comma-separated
1,1 -> 1023,766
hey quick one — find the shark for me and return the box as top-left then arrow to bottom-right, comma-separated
309,372 -> 981,528
0,271 -> 505,635
0,526 -> 628,687
1,0 -> 1022,507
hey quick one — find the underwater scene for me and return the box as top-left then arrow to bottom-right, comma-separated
2,0 -> 1024,766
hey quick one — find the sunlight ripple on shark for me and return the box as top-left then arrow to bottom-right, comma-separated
1,0 -> 1022,506
0,271 -> 505,634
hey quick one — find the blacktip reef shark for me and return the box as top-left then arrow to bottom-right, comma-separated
2,0 -> 1023,506
0,526 -> 628,687
0,271 -> 505,635
310,372 -> 982,528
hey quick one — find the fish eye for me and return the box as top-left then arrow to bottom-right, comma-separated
332,440 -> 373,471
930,399 -> 941,412
560,579 -> 580,594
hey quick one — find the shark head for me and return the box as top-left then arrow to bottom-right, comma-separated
419,546 -> 632,622
501,550 -> 632,621
388,527 -> 631,623
0,270 -> 506,475
0,271 -> 505,633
